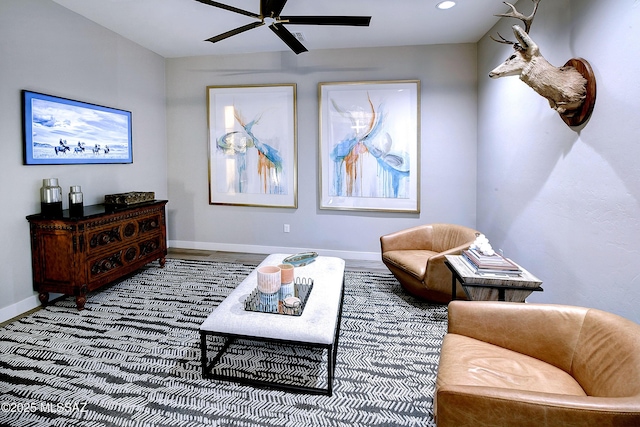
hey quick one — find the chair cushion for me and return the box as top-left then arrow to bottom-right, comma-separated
382,249 -> 438,281
437,333 -> 587,396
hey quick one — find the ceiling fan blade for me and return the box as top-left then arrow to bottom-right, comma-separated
269,23 -> 307,55
195,0 -> 260,19
280,16 -> 371,26
206,21 -> 265,44
261,0 -> 288,18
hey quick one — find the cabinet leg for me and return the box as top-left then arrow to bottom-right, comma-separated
75,295 -> 86,311
159,257 -> 166,268
75,285 -> 87,311
39,291 -> 50,306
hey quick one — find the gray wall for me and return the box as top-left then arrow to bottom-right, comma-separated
166,45 -> 479,259
478,0 -> 640,322
0,0 -> 167,320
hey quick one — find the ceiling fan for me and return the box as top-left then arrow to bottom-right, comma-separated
195,0 -> 372,54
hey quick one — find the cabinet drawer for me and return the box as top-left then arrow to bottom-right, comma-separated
86,212 -> 163,256
87,235 -> 163,284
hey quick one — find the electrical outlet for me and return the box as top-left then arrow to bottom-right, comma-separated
283,224 -> 290,233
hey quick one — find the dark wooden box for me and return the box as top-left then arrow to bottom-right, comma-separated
104,191 -> 155,207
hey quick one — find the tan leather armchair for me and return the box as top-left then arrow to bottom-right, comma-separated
435,301 -> 640,426
380,223 -> 478,303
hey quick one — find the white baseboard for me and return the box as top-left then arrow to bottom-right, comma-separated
168,240 -> 381,261
1,293 -> 64,324
0,295 -> 40,324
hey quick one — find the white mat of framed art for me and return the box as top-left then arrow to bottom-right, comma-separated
318,80 -> 420,213
207,84 -> 297,208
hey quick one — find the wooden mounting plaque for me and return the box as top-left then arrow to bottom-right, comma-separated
560,58 -> 596,127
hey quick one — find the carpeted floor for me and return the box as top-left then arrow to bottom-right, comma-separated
0,259 -> 447,427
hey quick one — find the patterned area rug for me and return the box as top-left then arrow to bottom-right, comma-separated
0,259 -> 447,427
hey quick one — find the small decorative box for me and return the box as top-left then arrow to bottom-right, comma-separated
104,191 -> 155,207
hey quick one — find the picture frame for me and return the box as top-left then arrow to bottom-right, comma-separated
207,84 -> 297,208
22,90 -> 133,165
318,80 -> 420,212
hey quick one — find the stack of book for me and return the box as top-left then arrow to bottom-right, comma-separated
461,249 -> 522,276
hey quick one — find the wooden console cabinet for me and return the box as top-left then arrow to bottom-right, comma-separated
26,200 -> 168,310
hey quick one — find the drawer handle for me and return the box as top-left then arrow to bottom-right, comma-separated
91,252 -> 123,275
139,217 -> 159,233
140,240 -> 159,256
90,227 -> 122,248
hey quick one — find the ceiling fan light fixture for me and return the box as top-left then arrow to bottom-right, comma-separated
436,1 -> 456,10
196,0 -> 370,54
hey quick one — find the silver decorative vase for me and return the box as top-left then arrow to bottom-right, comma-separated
69,185 -> 84,217
40,178 -> 62,217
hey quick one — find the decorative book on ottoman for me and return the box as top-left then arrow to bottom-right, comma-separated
104,191 -> 155,207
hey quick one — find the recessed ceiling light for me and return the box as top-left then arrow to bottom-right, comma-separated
436,1 -> 456,10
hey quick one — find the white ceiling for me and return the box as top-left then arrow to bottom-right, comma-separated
51,0 -> 508,58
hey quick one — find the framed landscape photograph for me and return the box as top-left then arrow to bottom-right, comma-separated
318,80 -> 420,212
22,90 -> 133,165
207,84 -> 297,208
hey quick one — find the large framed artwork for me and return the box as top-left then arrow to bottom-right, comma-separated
22,90 -> 133,165
318,80 -> 420,212
207,84 -> 297,208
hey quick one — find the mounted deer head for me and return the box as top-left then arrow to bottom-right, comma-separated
488,0 -> 596,126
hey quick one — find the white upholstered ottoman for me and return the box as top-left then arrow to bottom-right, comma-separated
199,254 -> 346,395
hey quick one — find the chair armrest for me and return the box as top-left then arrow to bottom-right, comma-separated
422,242 -> 474,294
447,301 -> 588,372
380,225 -> 434,252
436,385 -> 640,427
427,242 -> 474,264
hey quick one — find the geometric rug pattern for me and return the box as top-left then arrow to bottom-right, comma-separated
0,259 -> 446,426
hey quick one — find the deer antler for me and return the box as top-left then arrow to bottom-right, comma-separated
495,0 -> 540,33
491,0 -> 540,46
490,32 -> 522,50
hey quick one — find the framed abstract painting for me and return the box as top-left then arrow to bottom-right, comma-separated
207,84 -> 297,208
22,90 -> 133,165
318,80 -> 420,212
